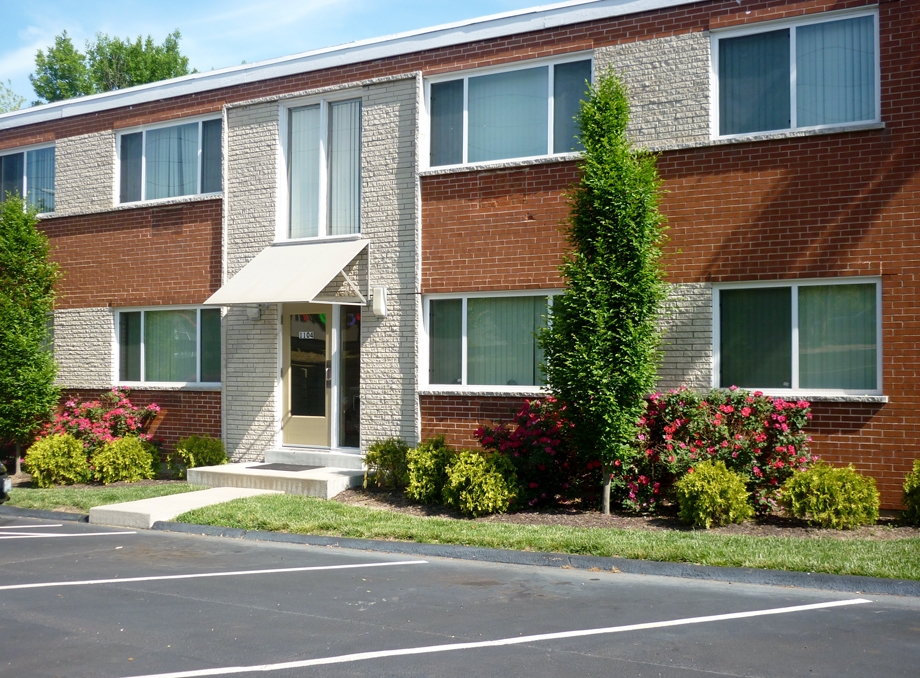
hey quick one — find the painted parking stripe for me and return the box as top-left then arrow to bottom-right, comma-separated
0,559 -> 428,591
120,598 -> 871,678
0,531 -> 137,540
0,524 -> 64,529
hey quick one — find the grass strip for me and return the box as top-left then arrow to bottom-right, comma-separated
7,484 -> 204,513
178,494 -> 920,581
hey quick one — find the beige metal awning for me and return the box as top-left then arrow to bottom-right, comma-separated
205,239 -> 368,305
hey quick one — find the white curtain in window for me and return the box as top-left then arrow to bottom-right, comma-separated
146,123 -> 198,200
796,16 -> 875,127
289,106 -> 321,238
799,284 -> 876,389
468,67 -> 548,162
468,297 -> 546,386
145,310 -> 198,382
26,147 -> 55,212
328,100 -> 361,236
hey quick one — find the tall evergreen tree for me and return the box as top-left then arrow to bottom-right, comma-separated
0,196 -> 60,474
539,71 -> 668,513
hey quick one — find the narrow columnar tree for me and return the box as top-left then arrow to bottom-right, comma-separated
539,70 -> 667,514
0,196 -> 60,473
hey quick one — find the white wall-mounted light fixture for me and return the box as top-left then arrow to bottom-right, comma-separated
372,286 -> 387,317
246,304 -> 262,320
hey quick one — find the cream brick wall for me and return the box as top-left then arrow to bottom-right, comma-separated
54,131 -> 116,215
657,283 -> 713,391
53,307 -> 114,389
595,32 -> 710,151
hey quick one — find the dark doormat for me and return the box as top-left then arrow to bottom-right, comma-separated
246,463 -> 321,472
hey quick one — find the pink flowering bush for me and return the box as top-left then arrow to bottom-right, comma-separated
39,388 -> 161,457
623,387 -> 816,513
475,397 -> 599,507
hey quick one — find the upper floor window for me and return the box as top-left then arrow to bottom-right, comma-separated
0,146 -> 55,213
287,98 -> 362,239
118,307 -> 221,384
714,11 -> 878,137
118,118 -> 222,204
714,279 -> 880,394
427,57 -> 591,168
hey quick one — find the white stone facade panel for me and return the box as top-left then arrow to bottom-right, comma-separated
595,32 -> 710,151
54,131 -> 116,215
657,282 -> 713,391
53,307 -> 114,389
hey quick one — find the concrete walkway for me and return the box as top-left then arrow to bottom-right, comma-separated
88,487 -> 280,529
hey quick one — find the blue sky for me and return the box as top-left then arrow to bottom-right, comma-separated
0,0 -> 552,105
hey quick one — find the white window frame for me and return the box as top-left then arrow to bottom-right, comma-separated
114,306 -> 222,387
0,142 -> 56,213
115,115 -> 222,205
422,53 -> 594,171
420,290 -> 559,392
712,277 -> 882,396
710,7 -> 881,140
277,91 -> 363,243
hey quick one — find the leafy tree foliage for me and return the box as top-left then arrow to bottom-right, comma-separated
0,196 -> 60,472
539,70 -> 667,513
0,80 -> 26,113
31,29 -> 192,104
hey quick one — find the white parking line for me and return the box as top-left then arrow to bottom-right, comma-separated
119,598 -> 871,678
0,531 -> 136,540
0,524 -> 64,529
0,559 -> 428,591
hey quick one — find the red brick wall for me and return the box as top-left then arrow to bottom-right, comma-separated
420,395 -> 527,450
41,199 -> 222,309
61,389 -> 221,456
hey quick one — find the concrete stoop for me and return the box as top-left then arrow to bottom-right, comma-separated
187,462 -> 364,499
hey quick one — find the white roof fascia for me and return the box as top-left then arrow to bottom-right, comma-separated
0,0 -> 699,132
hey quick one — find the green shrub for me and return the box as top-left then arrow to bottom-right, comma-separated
674,460 -> 753,529
24,434 -> 89,487
91,436 -> 157,485
405,436 -> 454,504
901,460 -> 920,526
171,434 -> 227,478
442,451 -> 519,517
781,463 -> 880,529
364,438 -> 410,489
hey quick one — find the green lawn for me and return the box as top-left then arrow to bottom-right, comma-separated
178,494 -> 920,581
6,484 -> 204,513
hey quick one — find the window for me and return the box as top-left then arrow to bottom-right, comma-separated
118,119 -> 222,203
427,58 -> 591,167
714,280 -> 880,393
287,98 -> 361,239
714,11 -> 878,136
425,294 -> 551,387
118,308 -> 221,383
0,146 -> 55,212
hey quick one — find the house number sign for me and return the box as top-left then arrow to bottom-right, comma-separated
298,331 -> 315,340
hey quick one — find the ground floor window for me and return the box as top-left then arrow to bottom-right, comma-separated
425,293 -> 551,388
118,308 -> 221,384
715,279 -> 880,392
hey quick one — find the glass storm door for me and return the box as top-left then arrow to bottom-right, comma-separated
282,304 -> 361,448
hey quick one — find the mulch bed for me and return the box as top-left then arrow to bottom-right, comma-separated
333,487 -> 920,541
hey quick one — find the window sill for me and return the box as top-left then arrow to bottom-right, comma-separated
115,382 -> 222,392
419,387 -> 546,397
714,389 -> 887,403
40,192 -> 223,219
419,153 -> 580,177
709,121 -> 885,148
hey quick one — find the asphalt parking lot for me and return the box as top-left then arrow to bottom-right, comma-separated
2,516 -> 919,678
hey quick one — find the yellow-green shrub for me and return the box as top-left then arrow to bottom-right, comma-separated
901,460 -> 920,526
674,460 -> 753,529
364,438 -> 410,489
405,436 -> 454,504
91,436 -> 157,485
171,434 -> 226,478
442,451 -> 519,517
24,434 -> 89,487
781,463 -> 879,529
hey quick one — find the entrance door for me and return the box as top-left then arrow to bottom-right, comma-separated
282,303 -> 361,448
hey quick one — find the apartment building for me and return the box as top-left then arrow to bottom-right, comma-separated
0,0 -> 915,507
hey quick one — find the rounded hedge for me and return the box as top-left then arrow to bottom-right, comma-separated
901,460 -> 920,526
442,451 -> 519,517
405,436 -> 454,504
674,460 -> 753,529
172,434 -> 227,478
24,434 -> 89,487
91,436 -> 157,485
781,463 -> 879,530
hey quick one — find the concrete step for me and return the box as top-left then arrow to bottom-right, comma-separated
264,448 -> 364,470
88,487 -> 280,529
187,462 -> 364,499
